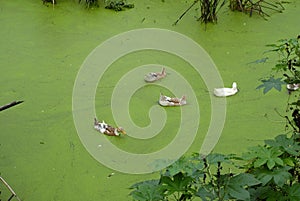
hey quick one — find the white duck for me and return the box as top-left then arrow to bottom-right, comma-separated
287,83 -> 300,91
214,82 -> 238,97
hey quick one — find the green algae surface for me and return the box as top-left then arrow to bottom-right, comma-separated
1,0 -> 300,200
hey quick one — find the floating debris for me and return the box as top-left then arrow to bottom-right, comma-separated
0,100 -> 24,112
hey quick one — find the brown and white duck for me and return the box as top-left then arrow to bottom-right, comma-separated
144,67 -> 166,82
94,118 -> 126,136
159,93 -> 187,106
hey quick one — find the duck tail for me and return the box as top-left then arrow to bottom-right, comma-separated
180,95 -> 187,105
161,67 -> 166,76
94,118 -> 98,125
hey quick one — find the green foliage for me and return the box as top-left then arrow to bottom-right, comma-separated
130,132 -> 300,200
286,183 -> 300,201
226,173 -> 261,200
265,134 -> 300,157
242,145 -> 284,170
257,36 -> 300,133
255,166 -> 291,187
129,180 -> 166,201
261,35 -> 300,91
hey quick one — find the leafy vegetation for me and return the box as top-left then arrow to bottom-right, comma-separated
257,36 -> 300,94
257,35 -> 300,132
104,0 -> 134,11
130,133 -> 300,200
42,0 -> 134,10
130,36 -> 300,200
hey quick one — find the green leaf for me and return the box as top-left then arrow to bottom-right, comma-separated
265,43 -> 279,48
265,134 -> 300,156
248,186 -> 273,200
165,155 -> 204,177
206,153 -> 232,165
254,158 -> 268,168
160,172 -> 193,195
287,184 -> 300,201
272,63 -> 288,71
267,160 -> 276,169
195,184 -> 218,201
227,173 -> 261,200
227,184 -> 250,200
283,157 -> 295,167
129,180 -> 165,201
196,185 -> 217,201
247,145 -> 283,170
256,166 -> 292,187
256,171 -> 273,186
230,173 -> 261,186
273,157 -> 284,166
256,77 -> 285,94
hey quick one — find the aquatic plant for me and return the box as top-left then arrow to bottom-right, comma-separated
104,0 -> 134,11
174,0 -> 226,25
229,0 -> 286,19
78,0 -> 99,8
198,0 -> 226,24
42,0 -> 56,5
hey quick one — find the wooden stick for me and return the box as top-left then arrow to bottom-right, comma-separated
173,0 -> 199,26
0,177 -> 22,201
0,101 -> 24,112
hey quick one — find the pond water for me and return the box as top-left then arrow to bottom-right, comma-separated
0,0 -> 299,200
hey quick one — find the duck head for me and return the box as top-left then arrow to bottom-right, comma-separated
232,82 -> 237,90
115,127 -> 126,136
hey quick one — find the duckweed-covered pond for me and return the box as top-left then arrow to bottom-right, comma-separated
1,0 -> 300,200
